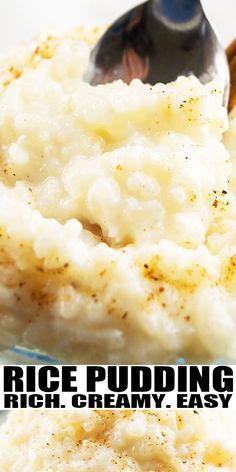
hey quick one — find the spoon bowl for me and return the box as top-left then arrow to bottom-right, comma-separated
86,0 -> 230,106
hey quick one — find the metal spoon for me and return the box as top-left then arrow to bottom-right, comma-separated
86,0 -> 230,106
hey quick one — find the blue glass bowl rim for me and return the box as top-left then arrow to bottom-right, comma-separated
9,347 -> 231,365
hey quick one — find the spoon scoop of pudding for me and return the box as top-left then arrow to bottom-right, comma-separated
86,0 -> 229,106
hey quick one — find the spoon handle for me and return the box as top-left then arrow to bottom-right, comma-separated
227,39 -> 236,111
